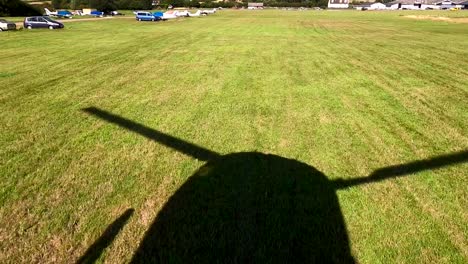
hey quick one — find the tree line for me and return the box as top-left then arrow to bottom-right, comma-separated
0,0 -> 329,17
0,0 -> 42,16
51,0 -> 328,10
51,0 -> 152,10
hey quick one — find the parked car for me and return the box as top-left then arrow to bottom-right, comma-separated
109,11 -> 125,16
135,12 -> 161,21
24,16 -> 64,30
0,19 -> 16,31
90,11 -> 104,17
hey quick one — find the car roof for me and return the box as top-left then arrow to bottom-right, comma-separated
25,16 -> 57,20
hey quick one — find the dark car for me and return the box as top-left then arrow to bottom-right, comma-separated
0,19 -> 16,31
107,11 -> 125,16
23,16 -> 64,30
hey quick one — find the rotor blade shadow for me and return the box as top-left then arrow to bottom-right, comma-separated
82,107 -> 220,161
77,208 -> 134,264
333,150 -> 468,189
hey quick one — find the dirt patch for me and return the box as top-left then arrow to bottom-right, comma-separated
58,17 -> 115,22
404,15 -> 468,23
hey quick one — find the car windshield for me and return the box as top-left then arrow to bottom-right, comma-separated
0,19 -> 6,22
43,17 -> 55,22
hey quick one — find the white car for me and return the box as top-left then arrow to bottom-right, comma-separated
175,10 -> 190,17
161,11 -> 178,19
0,19 -> 16,31
188,10 -> 202,17
201,8 -> 217,15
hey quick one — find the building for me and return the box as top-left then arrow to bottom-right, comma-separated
385,0 -> 468,9
248,3 -> 264,9
355,2 -> 387,10
438,0 -> 456,8
386,0 -> 435,9
458,1 -> 468,8
82,8 -> 96,15
328,0 -> 349,9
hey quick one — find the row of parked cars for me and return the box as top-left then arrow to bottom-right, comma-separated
0,8 -> 219,32
134,8 -> 218,22
0,16 -> 64,32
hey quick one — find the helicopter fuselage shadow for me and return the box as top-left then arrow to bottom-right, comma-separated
130,152 -> 355,263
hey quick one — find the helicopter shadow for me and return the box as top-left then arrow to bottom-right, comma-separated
80,107 -> 468,264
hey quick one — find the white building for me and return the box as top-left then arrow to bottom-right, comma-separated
385,0 -> 462,9
355,2 -> 387,10
458,1 -> 468,8
248,2 -> 264,9
328,0 -> 349,8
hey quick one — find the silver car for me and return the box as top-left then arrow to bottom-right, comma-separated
0,19 -> 16,31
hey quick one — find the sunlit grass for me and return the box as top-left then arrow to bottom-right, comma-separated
0,10 -> 467,263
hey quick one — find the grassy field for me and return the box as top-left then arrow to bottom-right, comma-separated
1,10 -> 467,263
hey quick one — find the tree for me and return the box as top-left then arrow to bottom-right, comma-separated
52,0 -> 62,9
75,0 -> 91,9
51,0 -> 75,9
117,0 -> 152,9
134,0 -> 153,9
0,0 -> 41,16
90,0 -> 116,12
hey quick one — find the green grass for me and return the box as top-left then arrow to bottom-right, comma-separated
1,10 -> 467,263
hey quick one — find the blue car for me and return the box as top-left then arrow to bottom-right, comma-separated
90,11 -> 104,17
153,12 -> 165,20
135,12 -> 160,21
57,10 -> 73,18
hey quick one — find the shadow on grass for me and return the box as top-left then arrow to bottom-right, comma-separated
76,208 -> 134,264
333,150 -> 468,189
130,152 -> 354,263
81,107 -> 468,263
